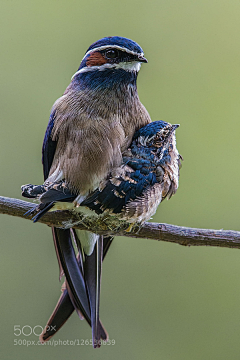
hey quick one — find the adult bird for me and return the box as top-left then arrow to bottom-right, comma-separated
27,36 -> 151,348
22,120 -> 181,345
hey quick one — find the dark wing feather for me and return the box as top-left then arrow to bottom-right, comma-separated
21,181 -> 76,222
42,109 -> 57,180
81,162 -> 157,215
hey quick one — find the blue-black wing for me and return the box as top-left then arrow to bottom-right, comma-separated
42,110 -> 57,180
81,160 -> 158,215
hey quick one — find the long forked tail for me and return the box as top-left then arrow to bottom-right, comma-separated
40,228 -> 112,347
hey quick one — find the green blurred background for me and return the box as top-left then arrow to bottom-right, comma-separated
1,0 -> 240,359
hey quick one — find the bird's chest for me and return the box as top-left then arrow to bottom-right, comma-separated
50,94 -> 151,194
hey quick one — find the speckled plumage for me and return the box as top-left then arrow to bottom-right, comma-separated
81,121 -> 180,222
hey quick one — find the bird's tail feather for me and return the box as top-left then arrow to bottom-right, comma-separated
52,228 -> 91,325
84,235 -> 103,348
40,228 -> 112,346
52,227 -> 64,280
39,286 -> 75,343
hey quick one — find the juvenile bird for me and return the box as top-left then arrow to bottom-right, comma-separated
23,36 -> 152,348
22,120 -> 181,344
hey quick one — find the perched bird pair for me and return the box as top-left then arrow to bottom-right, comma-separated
22,36 -> 181,348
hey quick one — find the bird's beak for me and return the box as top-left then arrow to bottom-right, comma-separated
163,124 -> 180,144
172,124 -> 180,130
137,54 -> 148,63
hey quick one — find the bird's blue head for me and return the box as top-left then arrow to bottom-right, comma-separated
129,121 -> 180,166
85,36 -> 145,59
133,121 -> 179,148
71,36 -> 147,90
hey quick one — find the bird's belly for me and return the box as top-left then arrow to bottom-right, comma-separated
118,183 -> 163,223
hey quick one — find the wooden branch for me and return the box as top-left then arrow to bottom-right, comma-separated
0,195 -> 240,249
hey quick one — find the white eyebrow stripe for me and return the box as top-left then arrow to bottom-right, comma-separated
71,61 -> 142,79
82,45 -> 144,61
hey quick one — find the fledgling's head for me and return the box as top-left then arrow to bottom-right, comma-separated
72,36 -> 147,81
130,120 -> 181,199
134,121 -> 179,149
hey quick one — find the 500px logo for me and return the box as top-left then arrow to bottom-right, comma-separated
14,325 -> 56,337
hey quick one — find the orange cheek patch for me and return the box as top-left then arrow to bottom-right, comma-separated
86,52 -> 108,67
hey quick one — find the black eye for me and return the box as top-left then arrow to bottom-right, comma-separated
105,49 -> 119,59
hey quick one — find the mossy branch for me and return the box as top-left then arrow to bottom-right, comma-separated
0,195 -> 240,249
